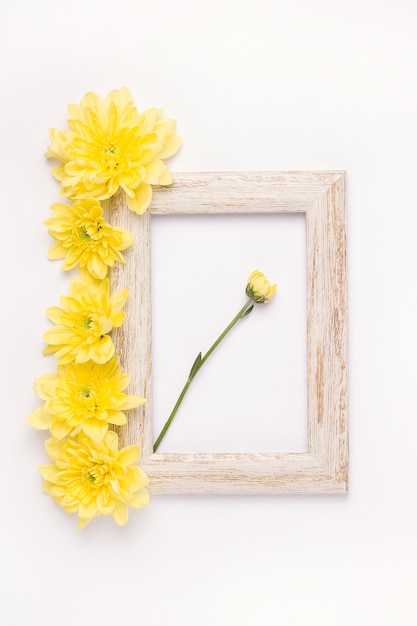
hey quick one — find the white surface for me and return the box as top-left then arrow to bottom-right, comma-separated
151,213 -> 307,453
1,0 -> 417,624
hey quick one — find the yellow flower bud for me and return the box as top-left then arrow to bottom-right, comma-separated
246,270 -> 277,304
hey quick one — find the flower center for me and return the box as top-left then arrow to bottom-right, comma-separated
78,225 -> 91,242
81,386 -> 92,398
103,142 -> 120,171
85,471 -> 96,484
81,316 -> 93,330
75,383 -> 98,418
83,463 -> 107,487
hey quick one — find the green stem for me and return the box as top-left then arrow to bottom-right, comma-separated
153,298 -> 253,453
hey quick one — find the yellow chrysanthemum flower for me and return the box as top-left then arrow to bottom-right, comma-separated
27,357 -> 145,443
39,432 -> 149,529
45,199 -> 133,279
246,269 -> 277,304
43,274 -> 128,365
46,87 -> 181,215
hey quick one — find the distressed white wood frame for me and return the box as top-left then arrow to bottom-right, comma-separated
110,171 -> 348,494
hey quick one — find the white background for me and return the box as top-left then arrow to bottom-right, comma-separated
1,1 -> 417,624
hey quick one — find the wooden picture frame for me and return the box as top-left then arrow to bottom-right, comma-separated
110,171 -> 348,494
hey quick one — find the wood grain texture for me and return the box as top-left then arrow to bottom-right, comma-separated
110,171 -> 348,494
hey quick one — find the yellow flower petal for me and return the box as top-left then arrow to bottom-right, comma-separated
82,419 -> 108,443
159,132 -> 182,160
116,395 -> 146,410
103,430 -> 118,454
144,160 -> 172,186
26,405 -> 53,430
77,516 -> 93,530
50,419 -> 73,439
112,500 -> 129,526
47,242 -> 67,260
126,183 -> 152,215
87,335 -> 114,364
118,445 -> 140,466
33,374 -> 58,400
108,411 -> 128,426
129,488 -> 150,509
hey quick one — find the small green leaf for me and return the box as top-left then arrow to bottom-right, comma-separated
189,352 -> 202,379
241,304 -> 254,318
